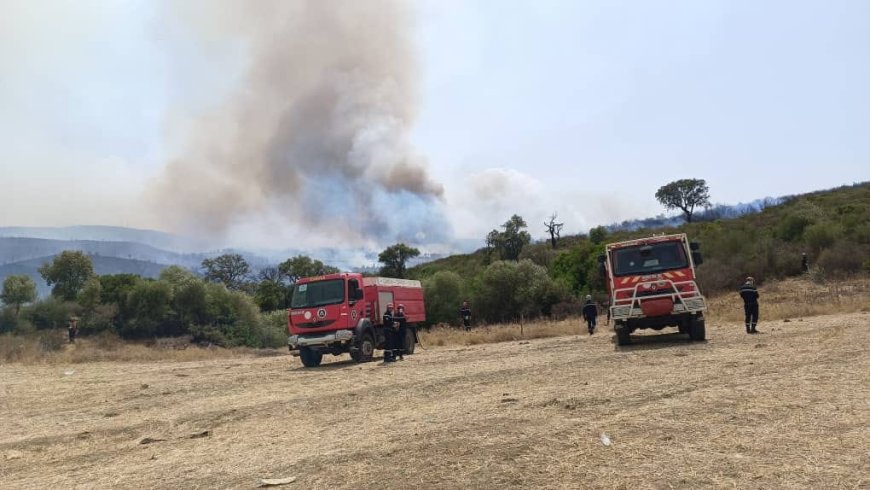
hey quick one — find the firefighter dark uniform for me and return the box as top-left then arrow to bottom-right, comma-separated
459,302 -> 472,331
739,278 -> 760,334
382,304 -> 396,362
394,305 -> 407,360
582,296 -> 598,335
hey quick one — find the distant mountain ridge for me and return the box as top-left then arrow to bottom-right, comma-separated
0,225 -> 197,252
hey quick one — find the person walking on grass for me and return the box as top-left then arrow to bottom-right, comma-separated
582,295 -> 598,335
459,301 -> 472,332
739,277 -> 760,334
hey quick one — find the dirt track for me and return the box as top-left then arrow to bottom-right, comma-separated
1,313 -> 868,489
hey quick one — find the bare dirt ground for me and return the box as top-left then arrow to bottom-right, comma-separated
1,312 -> 868,489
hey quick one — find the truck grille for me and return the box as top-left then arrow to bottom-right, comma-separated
295,319 -> 336,329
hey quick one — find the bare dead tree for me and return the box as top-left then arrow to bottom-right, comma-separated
544,213 -> 564,249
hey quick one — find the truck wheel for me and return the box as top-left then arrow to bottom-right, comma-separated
299,347 -> 323,368
351,332 -> 374,363
690,318 -> 706,341
616,325 -> 631,346
403,328 -> 416,355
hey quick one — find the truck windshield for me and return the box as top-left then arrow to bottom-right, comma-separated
612,242 -> 688,276
290,279 -> 345,308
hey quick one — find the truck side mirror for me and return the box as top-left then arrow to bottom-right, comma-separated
597,254 -> 606,264
692,251 -> 704,265
690,242 -> 701,251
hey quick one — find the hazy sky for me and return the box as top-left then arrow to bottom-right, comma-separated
1,0 -> 868,251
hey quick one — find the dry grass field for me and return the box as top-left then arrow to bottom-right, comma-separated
2,298 -> 869,488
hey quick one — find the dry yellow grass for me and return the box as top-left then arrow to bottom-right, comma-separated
1,311 -> 868,489
0,333 -> 263,365
705,276 -> 870,322
421,319 -> 584,347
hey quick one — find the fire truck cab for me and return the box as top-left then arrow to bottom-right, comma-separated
599,233 -> 707,345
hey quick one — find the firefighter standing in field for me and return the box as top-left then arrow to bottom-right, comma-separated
68,318 -> 78,344
739,277 -> 760,334
394,304 -> 407,361
582,295 -> 598,335
459,301 -> 472,331
382,303 -> 396,362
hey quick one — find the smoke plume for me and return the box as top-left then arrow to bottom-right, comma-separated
150,0 -> 448,247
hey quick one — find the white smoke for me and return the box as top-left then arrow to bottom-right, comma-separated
149,0 -> 449,248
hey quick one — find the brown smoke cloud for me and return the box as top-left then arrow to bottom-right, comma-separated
149,0 -> 447,244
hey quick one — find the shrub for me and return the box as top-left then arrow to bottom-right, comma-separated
803,222 -> 838,252
26,298 -> 79,331
423,271 -> 465,326
816,241 -> 868,275
777,213 -> 813,242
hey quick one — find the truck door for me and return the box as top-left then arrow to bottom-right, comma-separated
347,278 -> 365,328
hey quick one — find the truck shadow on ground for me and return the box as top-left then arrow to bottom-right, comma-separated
290,359 -> 362,372
612,332 -> 706,351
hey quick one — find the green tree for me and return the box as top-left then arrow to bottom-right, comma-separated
122,280 -> 173,338
1,275 -> 38,316
78,277 -> 102,317
486,215 -> 532,261
549,241 -> 606,295
278,256 -> 339,283
378,243 -> 421,278
589,225 -> 608,245
254,280 -> 288,311
99,274 -> 141,305
473,260 -> 567,323
655,178 -> 711,223
423,271 -> 464,325
38,251 -> 94,300
201,254 -> 251,290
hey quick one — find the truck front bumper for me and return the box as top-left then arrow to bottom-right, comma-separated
287,330 -> 354,350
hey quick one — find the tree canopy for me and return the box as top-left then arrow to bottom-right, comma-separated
201,254 -> 251,290
486,214 -> 532,260
1,275 -> 37,315
38,250 -> 95,300
378,243 -> 420,278
278,255 -> 339,283
655,178 -> 711,223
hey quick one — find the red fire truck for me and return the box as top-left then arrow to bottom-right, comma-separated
599,233 -> 707,345
287,273 -> 425,367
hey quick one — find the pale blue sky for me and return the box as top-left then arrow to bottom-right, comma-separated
1,0 -> 867,248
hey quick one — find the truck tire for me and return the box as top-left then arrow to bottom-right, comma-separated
616,324 -> 631,346
351,331 -> 374,363
403,327 -> 416,355
690,318 -> 706,341
299,347 -> 323,368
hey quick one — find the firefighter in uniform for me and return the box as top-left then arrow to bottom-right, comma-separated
459,301 -> 472,331
382,303 -> 396,362
582,295 -> 598,335
394,304 -> 407,361
739,277 -> 760,334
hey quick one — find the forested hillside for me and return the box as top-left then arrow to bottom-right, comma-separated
409,182 -> 870,325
